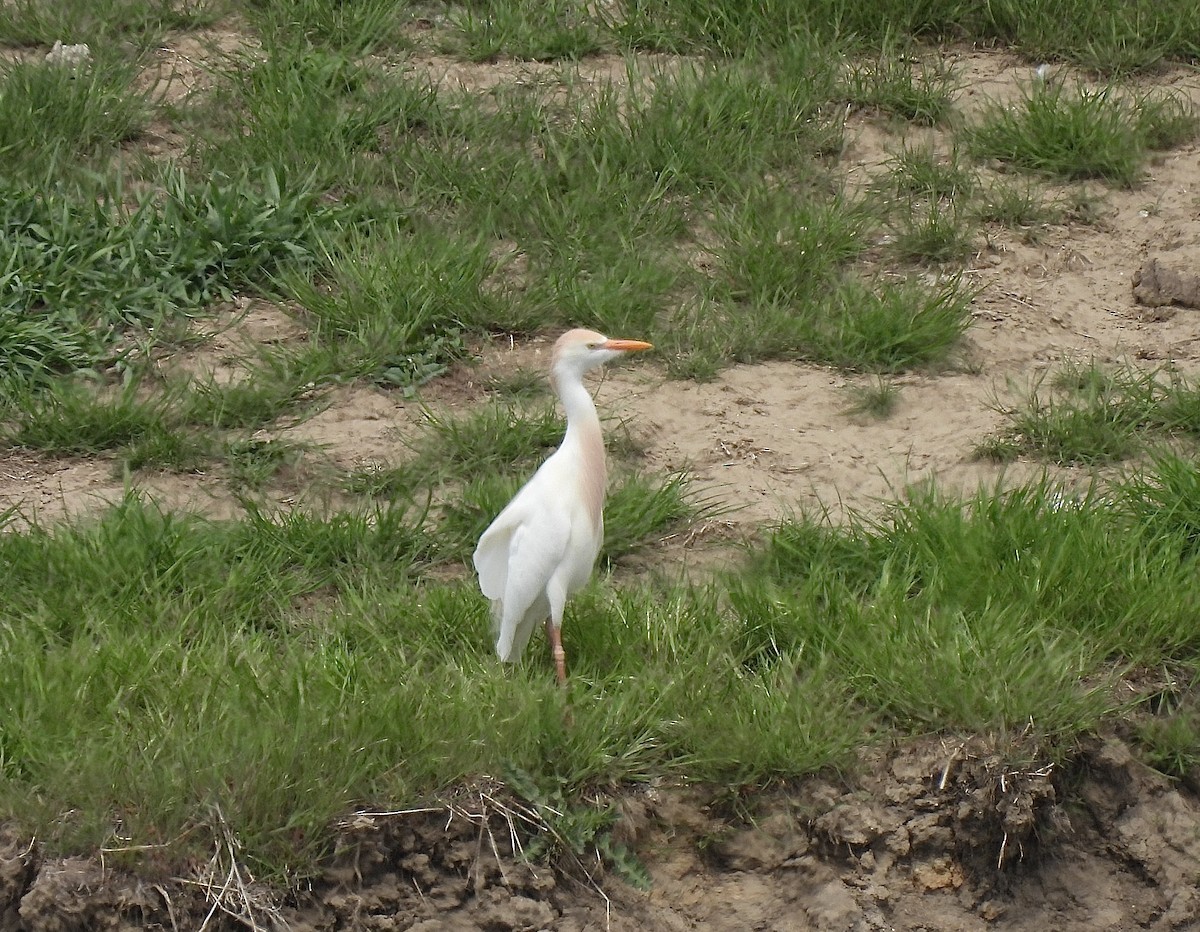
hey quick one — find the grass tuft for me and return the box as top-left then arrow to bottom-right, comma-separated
966,79 -> 1195,186
885,142 -> 977,200
450,0 -> 604,62
842,379 -> 901,419
1135,700 -> 1200,778
718,185 -> 873,308
284,224 -> 500,389
889,199 -> 977,264
842,49 -> 958,125
0,167 -> 324,396
665,274 -> 971,377
0,51 -> 148,180
0,0 -> 220,47
978,362 -> 1200,465
973,178 -> 1064,233
809,276 -> 973,372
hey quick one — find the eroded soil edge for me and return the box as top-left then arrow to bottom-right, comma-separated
4,735 -> 1198,931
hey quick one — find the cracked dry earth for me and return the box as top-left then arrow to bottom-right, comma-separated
4,37 -> 1200,932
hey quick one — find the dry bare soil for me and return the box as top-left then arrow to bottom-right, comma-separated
4,36 -> 1200,932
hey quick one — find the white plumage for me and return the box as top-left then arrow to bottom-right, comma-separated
473,329 -> 653,684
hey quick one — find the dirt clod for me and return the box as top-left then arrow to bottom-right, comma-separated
1133,257 -> 1200,310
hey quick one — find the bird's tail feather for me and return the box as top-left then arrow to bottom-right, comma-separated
494,598 -> 543,663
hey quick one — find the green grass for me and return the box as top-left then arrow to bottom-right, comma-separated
966,80 -> 1198,186
245,0 -> 411,54
5,380 -> 198,462
1135,91 -> 1200,149
0,0 -> 221,47
978,362 -> 1200,465
973,178 -> 1064,233
192,45 -> 445,188
0,167 -> 325,397
179,358 -> 324,431
808,276 -> 974,371
717,185 -> 873,308
735,476 -> 1200,732
842,378 -> 901,419
610,0 -> 1200,69
889,199 -> 977,264
1134,688 -> 1200,778
968,1 -> 1200,74
884,142 -> 977,200
224,436 -> 307,490
406,403 -> 569,490
1119,452 -> 1200,553
664,273 -> 971,377
449,0 -> 604,62
483,367 -> 551,400
8,463 -> 1200,875
876,145 -> 979,263
557,49 -> 844,197
601,470 -> 719,563
2,352 -> 338,474
842,49 -> 959,125
282,223 -> 499,388
0,50 -> 149,179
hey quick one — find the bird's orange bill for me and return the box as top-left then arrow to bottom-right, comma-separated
602,339 -> 653,353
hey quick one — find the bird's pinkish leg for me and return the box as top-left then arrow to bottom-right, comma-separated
546,618 -> 567,687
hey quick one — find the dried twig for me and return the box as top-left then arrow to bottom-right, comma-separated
174,805 -> 286,932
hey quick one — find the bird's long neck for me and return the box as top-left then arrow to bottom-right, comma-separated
554,370 -> 606,526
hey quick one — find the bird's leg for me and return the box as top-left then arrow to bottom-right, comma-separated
545,618 -> 567,687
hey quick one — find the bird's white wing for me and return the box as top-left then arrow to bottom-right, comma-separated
490,520 -> 567,661
474,469 -> 575,661
474,479 -> 547,600
473,451 -> 579,596
474,504 -> 522,602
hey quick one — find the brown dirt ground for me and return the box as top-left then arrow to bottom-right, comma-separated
4,33 -> 1200,932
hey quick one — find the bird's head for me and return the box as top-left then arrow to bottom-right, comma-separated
551,328 -> 653,380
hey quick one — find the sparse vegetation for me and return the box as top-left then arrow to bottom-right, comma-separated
890,198 -> 977,264
842,49 -> 959,124
978,362 -> 1200,465
885,142 -> 978,200
843,378 -> 901,419
973,178 -> 1064,232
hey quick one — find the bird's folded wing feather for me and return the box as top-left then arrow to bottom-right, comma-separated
472,479 -> 570,602
474,486 -> 573,660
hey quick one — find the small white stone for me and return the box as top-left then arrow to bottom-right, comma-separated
45,41 -> 92,68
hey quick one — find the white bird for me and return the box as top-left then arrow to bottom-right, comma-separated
473,329 -> 653,686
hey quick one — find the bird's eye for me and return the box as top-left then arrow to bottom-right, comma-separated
587,342 -> 601,349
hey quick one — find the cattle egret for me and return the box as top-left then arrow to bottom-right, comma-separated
473,329 -> 653,685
